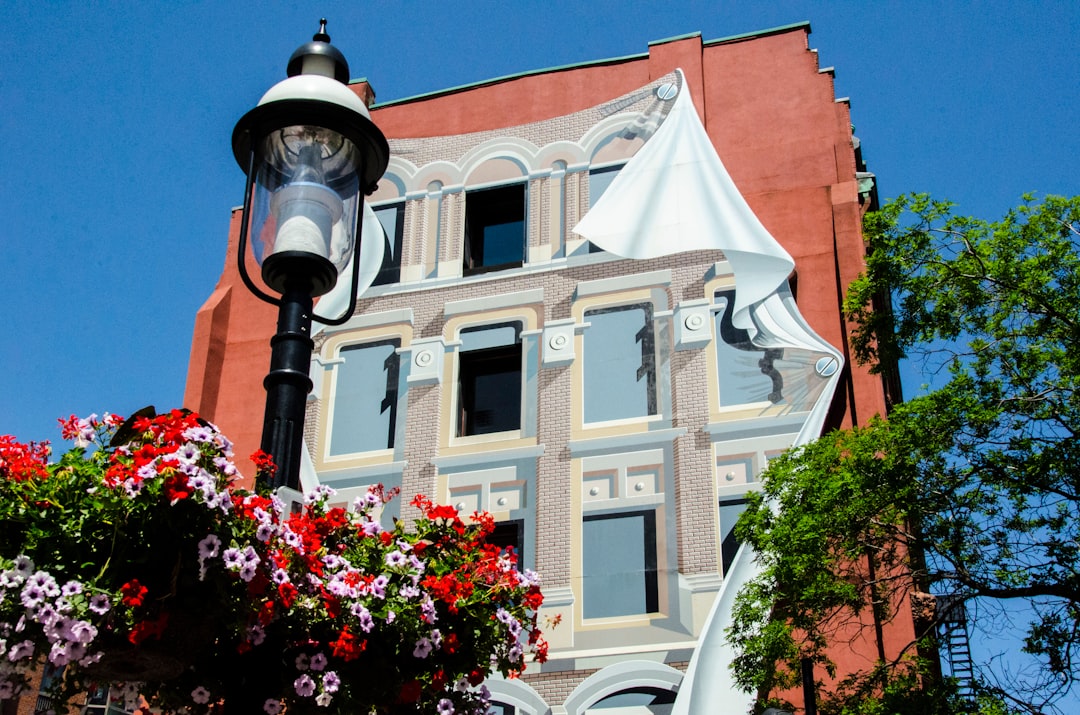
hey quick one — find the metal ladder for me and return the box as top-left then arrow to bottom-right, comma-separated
939,595 -> 976,700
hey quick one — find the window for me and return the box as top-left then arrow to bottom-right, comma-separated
463,184 -> 526,274
582,510 -> 659,618
583,304 -> 657,423
329,339 -> 400,455
718,497 -> 749,576
714,288 -> 833,411
488,519 -> 525,564
589,687 -> 676,712
371,201 -> 404,286
457,323 -> 522,436
588,164 -> 622,208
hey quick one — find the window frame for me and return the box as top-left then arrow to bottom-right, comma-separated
581,508 -> 660,619
581,302 -> 660,426
455,321 -> 525,440
463,182 -> 528,275
370,199 -> 405,287
326,338 -> 403,458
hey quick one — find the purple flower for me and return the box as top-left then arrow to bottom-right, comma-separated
198,534 -> 222,560
263,699 -> 283,715
385,551 -> 407,568
413,637 -> 433,659
272,569 -> 290,585
350,603 -> 375,633
13,556 -> 33,576
256,523 -> 276,542
69,620 -> 97,644
28,571 -> 59,597
420,597 -> 438,624
191,687 -> 211,704
60,581 -> 82,597
294,674 -> 316,697
88,594 -> 111,614
295,653 -> 310,671
437,698 -> 455,715
310,652 -> 327,672
183,426 -> 214,443
222,548 -> 243,569
8,640 -> 34,662
247,624 -> 266,646
321,671 -> 340,693
20,585 -> 45,610
239,564 -> 258,583
174,442 -> 201,464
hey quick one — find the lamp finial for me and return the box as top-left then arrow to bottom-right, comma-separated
314,18 -> 330,43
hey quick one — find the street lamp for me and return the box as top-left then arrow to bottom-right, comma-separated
231,20 -> 389,491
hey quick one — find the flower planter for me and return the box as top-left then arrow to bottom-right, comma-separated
0,410 -> 548,715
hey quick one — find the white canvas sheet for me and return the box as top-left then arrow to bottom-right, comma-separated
574,71 -> 844,715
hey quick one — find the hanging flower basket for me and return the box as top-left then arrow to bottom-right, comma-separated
0,410 -> 547,715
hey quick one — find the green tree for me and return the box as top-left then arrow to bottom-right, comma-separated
727,194 -> 1080,715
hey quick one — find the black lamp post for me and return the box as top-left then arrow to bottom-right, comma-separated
231,20 -> 389,492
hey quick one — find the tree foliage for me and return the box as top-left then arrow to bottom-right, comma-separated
728,194 -> 1080,715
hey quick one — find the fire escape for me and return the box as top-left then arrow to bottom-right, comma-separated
938,595 -> 976,701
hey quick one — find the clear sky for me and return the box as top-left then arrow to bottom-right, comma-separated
3,0 -> 1077,444
1,0 -> 1078,707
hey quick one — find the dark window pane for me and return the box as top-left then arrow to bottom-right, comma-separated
464,184 -> 526,274
719,497 -> 749,575
372,202 -> 404,286
458,346 -> 522,435
488,519 -> 525,564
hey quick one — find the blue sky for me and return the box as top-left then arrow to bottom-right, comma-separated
3,0 -> 1077,444
1,0 -> 1078,706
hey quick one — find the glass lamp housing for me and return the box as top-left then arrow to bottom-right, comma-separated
248,125 -> 361,294
233,70 -> 388,298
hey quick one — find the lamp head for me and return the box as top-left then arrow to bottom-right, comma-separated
232,20 -> 389,296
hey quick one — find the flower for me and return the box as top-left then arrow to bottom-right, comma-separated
0,411 -> 546,715
294,674 -> 316,698
119,579 -> 148,607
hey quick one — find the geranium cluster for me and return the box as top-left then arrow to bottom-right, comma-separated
0,410 -> 547,715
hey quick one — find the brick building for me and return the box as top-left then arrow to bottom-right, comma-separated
184,23 -> 915,714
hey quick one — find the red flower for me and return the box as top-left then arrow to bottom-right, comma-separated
162,473 -> 192,503
397,680 -> 422,703
329,628 -> 365,662
250,449 -> 277,477
120,579 -> 149,607
277,583 -> 298,608
128,612 -> 169,644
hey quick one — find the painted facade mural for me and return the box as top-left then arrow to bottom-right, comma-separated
184,27 -> 911,715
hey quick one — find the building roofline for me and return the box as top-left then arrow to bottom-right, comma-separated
702,20 -> 810,47
360,21 -> 811,109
